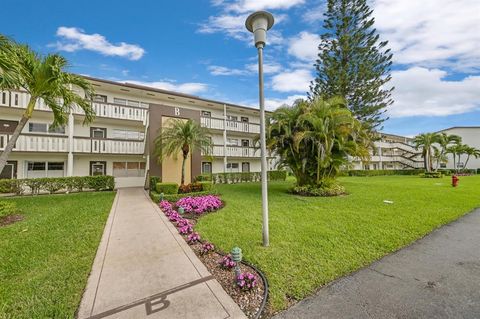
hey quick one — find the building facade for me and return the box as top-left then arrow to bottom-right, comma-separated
350,133 -> 423,170
438,126 -> 480,170
0,77 -> 276,188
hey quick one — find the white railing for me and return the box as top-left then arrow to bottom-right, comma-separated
0,90 -> 148,122
0,134 -> 68,152
203,145 -> 261,158
201,117 -> 260,134
73,138 -> 145,154
375,141 -> 419,154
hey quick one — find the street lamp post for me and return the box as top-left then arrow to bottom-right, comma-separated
245,11 -> 274,247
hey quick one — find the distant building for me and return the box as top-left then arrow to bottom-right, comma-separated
438,126 -> 480,170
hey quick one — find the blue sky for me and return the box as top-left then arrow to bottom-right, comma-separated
1,0 -> 479,136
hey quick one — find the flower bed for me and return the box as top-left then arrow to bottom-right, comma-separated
157,195 -> 267,318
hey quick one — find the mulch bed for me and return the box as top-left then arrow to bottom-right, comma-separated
168,211 -> 266,319
0,214 -> 24,227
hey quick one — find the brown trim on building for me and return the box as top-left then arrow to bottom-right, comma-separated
0,120 -> 18,133
148,103 -> 201,182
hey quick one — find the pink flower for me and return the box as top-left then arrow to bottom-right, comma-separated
187,232 -> 201,244
218,254 -> 236,269
176,195 -> 223,215
201,242 -> 215,254
236,272 -> 257,291
179,224 -> 193,235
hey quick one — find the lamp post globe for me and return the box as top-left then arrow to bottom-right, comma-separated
245,11 -> 274,247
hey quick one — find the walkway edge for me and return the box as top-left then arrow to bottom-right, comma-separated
77,191 -> 120,319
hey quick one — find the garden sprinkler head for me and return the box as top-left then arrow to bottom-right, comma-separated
160,192 -> 164,201
178,207 -> 185,215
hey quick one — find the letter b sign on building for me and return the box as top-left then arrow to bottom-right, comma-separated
174,107 -> 180,116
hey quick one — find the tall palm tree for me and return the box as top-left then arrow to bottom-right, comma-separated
447,144 -> 467,173
0,35 -> 95,173
463,146 -> 480,170
434,133 -> 461,170
154,118 -> 211,185
414,133 -> 440,172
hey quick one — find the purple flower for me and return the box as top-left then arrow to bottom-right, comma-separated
236,272 -> 257,291
200,242 -> 215,254
176,195 -> 223,215
218,254 -> 236,269
179,224 -> 193,235
187,232 -> 201,244
176,218 -> 191,228
168,212 -> 181,222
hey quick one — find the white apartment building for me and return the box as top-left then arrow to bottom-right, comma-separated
350,133 -> 423,170
0,77 -> 276,188
439,126 -> 480,170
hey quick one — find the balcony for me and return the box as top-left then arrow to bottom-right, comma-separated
203,145 -> 266,158
0,134 -> 68,152
201,117 -> 260,134
0,134 -> 145,155
73,137 -> 145,154
0,90 -> 148,123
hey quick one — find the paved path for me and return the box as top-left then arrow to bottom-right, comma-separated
274,209 -> 480,319
78,188 -> 246,319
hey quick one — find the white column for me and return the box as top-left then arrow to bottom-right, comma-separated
223,103 -> 227,173
67,111 -> 74,176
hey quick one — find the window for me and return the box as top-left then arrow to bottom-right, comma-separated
127,100 -> 139,107
93,95 -> 107,103
48,125 -> 65,134
29,123 -> 47,133
1,92 -> 6,104
242,162 -> 250,173
112,129 -> 144,140
14,93 -> 18,106
202,162 -> 212,174
241,117 -> 249,123
28,162 -> 45,171
227,163 -> 239,172
227,138 -> 238,146
440,163 -> 447,168
241,139 -> 249,147
113,161 -> 146,177
202,111 -> 211,117
113,98 -> 127,105
226,115 -> 238,121
91,127 -> 107,138
48,162 -> 64,171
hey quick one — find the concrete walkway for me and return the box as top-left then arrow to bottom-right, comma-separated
274,209 -> 480,319
78,188 -> 246,319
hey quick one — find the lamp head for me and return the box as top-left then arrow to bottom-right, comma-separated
245,11 -> 274,48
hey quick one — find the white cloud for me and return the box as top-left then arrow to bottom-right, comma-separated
271,69 -> 313,93
124,80 -> 208,95
208,65 -> 249,76
224,0 -> 305,13
245,62 -> 282,74
265,94 -> 306,110
288,31 -> 320,62
388,67 -> 480,117
54,27 -> 145,60
303,3 -> 326,23
374,0 -> 480,71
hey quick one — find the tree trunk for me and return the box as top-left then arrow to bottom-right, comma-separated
423,150 -> 428,172
181,155 -> 187,186
464,155 -> 470,170
0,114 -> 30,174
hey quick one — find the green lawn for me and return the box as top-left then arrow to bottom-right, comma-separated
0,192 -> 115,319
196,175 -> 480,312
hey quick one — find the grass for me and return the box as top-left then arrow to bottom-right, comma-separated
0,192 -> 115,319
195,175 -> 480,313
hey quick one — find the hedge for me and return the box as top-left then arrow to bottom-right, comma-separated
155,182 -> 178,194
340,169 -> 424,177
421,172 -> 443,178
150,190 -> 218,203
0,176 -> 115,195
0,200 -> 19,218
197,181 -> 213,192
196,170 -> 287,184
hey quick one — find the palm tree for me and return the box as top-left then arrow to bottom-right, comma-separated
154,119 -> 211,185
447,144 -> 467,173
414,133 -> 440,172
463,146 -> 480,170
0,35 -> 95,173
434,133 -> 461,170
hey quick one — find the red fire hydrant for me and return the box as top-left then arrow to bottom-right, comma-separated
452,175 -> 459,187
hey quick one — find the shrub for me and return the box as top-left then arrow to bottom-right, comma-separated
178,182 -> 203,194
195,174 -> 212,182
156,182 -> 178,194
291,183 -> 346,197
236,272 -> 258,291
0,200 -> 18,218
218,254 -> 236,269
85,175 -> 115,191
421,172 -> 443,178
0,179 -> 20,194
41,178 -> 65,194
150,175 -> 161,189
198,181 -> 213,192
268,170 -> 287,181
187,232 -> 201,244
23,178 -> 43,195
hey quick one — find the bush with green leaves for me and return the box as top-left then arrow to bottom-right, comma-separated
198,181 -> 214,192
291,180 -> 346,197
150,189 -> 218,203
149,176 -> 161,189
421,172 -> 443,178
155,182 -> 178,194
194,174 -> 212,182
0,200 -> 18,218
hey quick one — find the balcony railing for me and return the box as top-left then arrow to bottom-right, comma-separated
201,117 -> 260,134
203,145 -> 264,158
0,134 -> 144,154
73,137 -> 145,154
0,90 -> 148,122
0,134 -> 68,152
